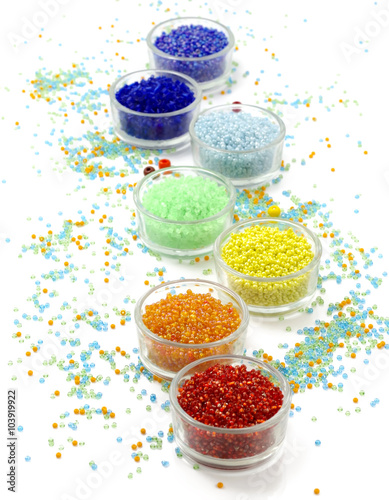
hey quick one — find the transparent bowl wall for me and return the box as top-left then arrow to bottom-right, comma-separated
147,17 -> 235,91
134,280 -> 249,381
214,218 -> 322,314
133,166 -> 236,258
110,69 -> 201,150
190,104 -> 285,188
170,355 -> 291,469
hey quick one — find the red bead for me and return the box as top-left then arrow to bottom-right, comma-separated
177,364 -> 284,459
232,101 -> 242,113
158,158 -> 171,169
143,166 -> 156,176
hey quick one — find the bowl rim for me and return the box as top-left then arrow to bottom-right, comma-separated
189,103 -> 286,154
213,217 -> 322,283
109,69 -> 202,118
134,279 -> 250,349
170,354 -> 292,435
133,165 -> 236,225
146,16 -> 235,62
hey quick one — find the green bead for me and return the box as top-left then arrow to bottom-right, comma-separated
128,473 -> 133,479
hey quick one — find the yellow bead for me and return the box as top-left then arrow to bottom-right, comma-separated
267,205 -> 281,217
221,225 -> 315,307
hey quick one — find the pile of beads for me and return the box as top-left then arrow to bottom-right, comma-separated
151,23 -> 232,83
140,290 -> 243,374
142,290 -> 241,343
140,173 -> 231,250
220,224 -> 315,307
116,76 -> 195,114
154,25 -> 229,58
192,107 -> 284,182
177,363 -> 284,459
114,75 -> 197,141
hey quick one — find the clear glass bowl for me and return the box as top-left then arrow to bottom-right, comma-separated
109,69 -> 202,150
147,17 -> 235,91
214,218 -> 322,314
190,104 -> 285,188
170,354 -> 291,470
134,280 -> 249,381
133,166 -> 236,258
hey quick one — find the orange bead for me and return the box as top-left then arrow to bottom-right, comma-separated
142,290 -> 241,345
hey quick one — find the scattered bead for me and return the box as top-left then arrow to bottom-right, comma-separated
143,166 -> 155,176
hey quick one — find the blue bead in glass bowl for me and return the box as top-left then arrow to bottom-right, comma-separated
147,18 -> 235,91
110,69 -> 202,150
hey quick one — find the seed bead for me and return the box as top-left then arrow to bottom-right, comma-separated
221,225 -> 314,307
177,363 -> 284,459
142,290 -> 241,344
142,290 -> 242,373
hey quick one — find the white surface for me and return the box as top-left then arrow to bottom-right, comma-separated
1,1 -> 389,499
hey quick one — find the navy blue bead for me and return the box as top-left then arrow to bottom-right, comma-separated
116,76 -> 195,141
116,76 -> 194,114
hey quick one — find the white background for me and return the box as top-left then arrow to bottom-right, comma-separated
1,1 -> 389,499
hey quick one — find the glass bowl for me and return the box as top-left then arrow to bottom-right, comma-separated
214,218 -> 322,314
133,166 -> 236,258
147,17 -> 235,91
170,354 -> 291,470
109,69 -> 201,150
190,104 -> 285,188
134,280 -> 249,381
